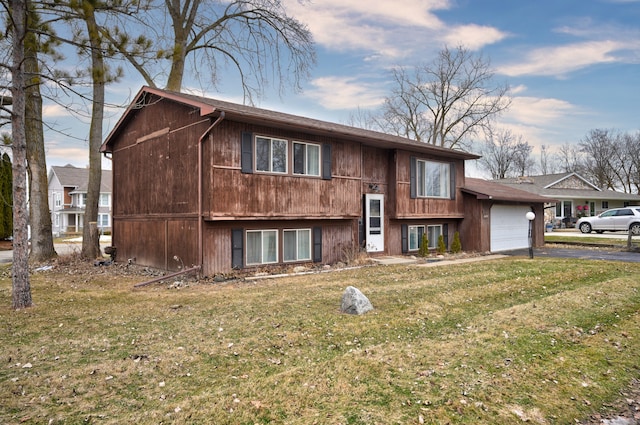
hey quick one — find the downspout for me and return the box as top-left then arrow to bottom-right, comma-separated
198,111 -> 225,275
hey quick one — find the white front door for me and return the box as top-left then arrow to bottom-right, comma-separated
365,194 -> 384,252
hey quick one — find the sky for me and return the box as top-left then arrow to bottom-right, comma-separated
42,0 -> 640,177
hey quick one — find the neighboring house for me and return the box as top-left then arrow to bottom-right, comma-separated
494,173 -> 640,228
461,178 -> 552,252
99,87 -> 546,275
48,165 -> 113,236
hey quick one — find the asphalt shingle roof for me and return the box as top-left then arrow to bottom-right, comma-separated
50,165 -> 112,193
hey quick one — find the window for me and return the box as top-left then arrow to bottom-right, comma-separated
54,214 -> 60,227
293,142 -> 320,176
283,229 -> 311,262
407,225 -> 442,250
256,136 -> 287,173
77,193 -> 87,207
99,194 -> 110,207
417,160 -> 450,198
246,230 -> 278,265
602,201 -> 609,209
97,213 -> 110,228
408,225 -> 425,251
427,225 -> 442,249
54,192 -> 61,208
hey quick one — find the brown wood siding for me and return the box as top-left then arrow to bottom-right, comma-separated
460,196 -> 489,252
394,150 -> 466,218
113,218 -> 197,271
202,220 -> 357,276
202,121 -> 362,219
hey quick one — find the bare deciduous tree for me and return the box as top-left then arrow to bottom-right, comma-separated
579,128 -> 619,191
7,0 -> 33,309
379,46 -> 511,150
478,129 -> 532,179
107,0 -> 315,98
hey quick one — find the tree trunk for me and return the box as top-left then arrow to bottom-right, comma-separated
80,1 -> 103,260
10,0 -> 33,309
25,20 -> 56,262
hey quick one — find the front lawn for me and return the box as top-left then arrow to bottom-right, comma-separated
1,257 -> 639,424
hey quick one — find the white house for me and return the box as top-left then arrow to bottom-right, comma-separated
48,165 -> 112,236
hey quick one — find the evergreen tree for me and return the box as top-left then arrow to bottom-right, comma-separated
0,153 -> 12,239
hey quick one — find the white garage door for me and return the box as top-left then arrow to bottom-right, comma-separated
490,205 -> 531,252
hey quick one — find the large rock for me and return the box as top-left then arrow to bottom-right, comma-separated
340,286 -> 373,315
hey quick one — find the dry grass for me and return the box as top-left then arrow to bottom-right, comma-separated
1,256 -> 640,424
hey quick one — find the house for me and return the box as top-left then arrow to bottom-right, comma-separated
48,165 -> 113,236
461,178 -> 553,252
493,173 -> 640,228
99,87 -> 546,276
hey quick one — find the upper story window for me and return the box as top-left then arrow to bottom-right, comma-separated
242,132 -> 332,180
54,192 -> 61,208
99,193 -> 110,207
293,142 -> 320,176
256,136 -> 287,173
76,193 -> 87,207
417,159 -> 450,198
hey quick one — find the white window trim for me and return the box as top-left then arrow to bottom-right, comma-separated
99,193 -> 110,207
408,225 -> 425,251
246,229 -> 279,266
292,141 -> 321,177
255,135 -> 288,174
283,228 -> 312,262
416,159 -> 450,199
97,213 -> 110,228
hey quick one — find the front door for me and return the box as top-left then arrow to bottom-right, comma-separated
365,194 -> 384,252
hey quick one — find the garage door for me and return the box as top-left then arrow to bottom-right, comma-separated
490,205 -> 531,252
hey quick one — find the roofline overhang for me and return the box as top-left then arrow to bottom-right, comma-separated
101,86 -> 480,161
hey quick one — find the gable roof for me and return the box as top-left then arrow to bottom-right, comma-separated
496,172 -> 600,191
101,86 -> 480,161
493,172 -> 640,201
463,178 -> 553,203
49,165 -> 112,193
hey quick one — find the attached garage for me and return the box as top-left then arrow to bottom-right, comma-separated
490,205 -> 531,252
461,178 -> 554,253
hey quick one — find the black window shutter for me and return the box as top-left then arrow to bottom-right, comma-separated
449,163 -> 456,200
401,224 -> 408,253
313,227 -> 322,263
241,132 -> 253,174
231,229 -> 244,269
322,144 -> 332,180
443,224 -> 449,249
358,218 -> 364,248
410,157 -> 417,199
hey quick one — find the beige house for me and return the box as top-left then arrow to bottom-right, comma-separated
494,173 -> 640,228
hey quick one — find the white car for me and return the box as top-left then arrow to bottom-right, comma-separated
576,207 -> 640,235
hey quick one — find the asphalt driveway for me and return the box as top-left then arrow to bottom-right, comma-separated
506,246 -> 640,263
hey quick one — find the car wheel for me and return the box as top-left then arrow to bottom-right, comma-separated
630,223 -> 640,236
579,222 -> 592,234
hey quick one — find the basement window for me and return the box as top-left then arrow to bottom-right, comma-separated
283,229 -> 312,262
246,230 -> 278,265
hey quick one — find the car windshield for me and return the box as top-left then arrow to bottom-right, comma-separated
600,210 -> 616,217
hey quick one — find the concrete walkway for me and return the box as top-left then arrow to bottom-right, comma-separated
372,254 -> 508,267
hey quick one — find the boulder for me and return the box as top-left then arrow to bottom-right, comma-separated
340,286 -> 373,315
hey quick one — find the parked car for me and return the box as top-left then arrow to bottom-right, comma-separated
576,207 -> 640,235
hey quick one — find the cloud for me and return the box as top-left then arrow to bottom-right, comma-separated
443,24 -> 509,50
304,76 -> 386,110
284,0 -> 506,60
499,40 -> 629,77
